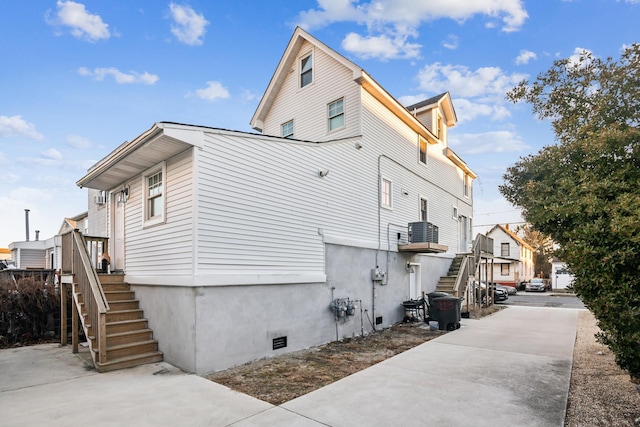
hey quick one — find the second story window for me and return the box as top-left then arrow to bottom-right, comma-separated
381,177 -> 392,209
420,198 -> 428,221
328,98 -> 344,131
501,242 -> 510,257
300,54 -> 313,88
464,174 -> 470,198
419,137 -> 427,164
281,120 -> 294,138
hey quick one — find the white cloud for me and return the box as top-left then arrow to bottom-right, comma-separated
442,34 -> 459,50
169,3 -> 209,46
0,115 -> 45,141
515,49 -> 536,65
449,130 -> 529,155
48,0 -> 110,42
296,0 -> 528,59
41,148 -> 63,160
567,47 -> 594,69
416,63 -> 527,101
194,81 -> 230,101
78,67 -> 159,85
66,135 -> 92,149
341,32 -> 420,60
453,98 -> 511,122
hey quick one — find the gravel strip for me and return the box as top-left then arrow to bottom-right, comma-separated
565,310 -> 640,426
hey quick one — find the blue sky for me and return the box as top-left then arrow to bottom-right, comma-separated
1,0 -> 639,246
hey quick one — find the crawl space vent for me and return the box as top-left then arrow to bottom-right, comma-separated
376,316 -> 383,325
273,336 -> 287,350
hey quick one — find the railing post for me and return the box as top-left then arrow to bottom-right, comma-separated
99,314 -> 107,364
71,291 -> 78,354
60,282 -> 67,346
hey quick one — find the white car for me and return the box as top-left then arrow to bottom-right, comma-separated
526,278 -> 546,292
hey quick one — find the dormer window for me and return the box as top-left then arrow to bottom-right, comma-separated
436,113 -> 445,140
300,54 -> 313,88
419,137 -> 427,165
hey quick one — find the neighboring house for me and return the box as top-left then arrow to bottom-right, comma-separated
551,258 -> 574,290
75,27 -> 476,374
485,224 -> 534,287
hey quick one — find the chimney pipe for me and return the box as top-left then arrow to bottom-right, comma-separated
25,209 -> 30,241
35,230 -> 40,241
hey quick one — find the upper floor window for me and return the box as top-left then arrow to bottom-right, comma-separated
300,54 -> 313,88
381,177 -> 392,209
501,242 -> 510,257
420,198 -> 428,221
419,137 -> 427,165
328,98 -> 344,131
143,162 -> 166,227
437,114 -> 445,140
281,120 -> 294,138
463,174 -> 470,198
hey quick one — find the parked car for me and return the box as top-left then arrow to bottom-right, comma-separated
496,284 -> 517,295
526,278 -> 546,292
475,282 -> 508,303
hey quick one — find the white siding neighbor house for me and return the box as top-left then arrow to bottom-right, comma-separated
485,224 -> 534,287
76,27 -> 476,374
551,258 -> 574,290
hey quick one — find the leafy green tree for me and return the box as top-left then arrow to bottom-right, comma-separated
501,44 -> 640,380
516,224 -> 552,278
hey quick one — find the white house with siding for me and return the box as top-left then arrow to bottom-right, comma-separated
76,27 -> 476,374
485,224 -> 534,287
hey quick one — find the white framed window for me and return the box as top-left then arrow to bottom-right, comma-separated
281,120 -> 294,138
328,98 -> 345,131
420,197 -> 428,221
143,162 -> 166,227
419,137 -> 427,165
463,174 -> 470,198
453,206 -> 458,220
300,53 -> 313,88
501,264 -> 510,276
436,113 -> 445,140
381,177 -> 392,209
501,243 -> 510,257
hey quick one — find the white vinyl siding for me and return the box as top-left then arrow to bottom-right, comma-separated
261,40 -> 361,142
125,150 -> 194,277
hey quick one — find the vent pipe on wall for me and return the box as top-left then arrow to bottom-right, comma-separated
24,209 -> 30,241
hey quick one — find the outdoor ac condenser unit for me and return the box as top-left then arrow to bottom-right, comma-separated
408,221 -> 439,244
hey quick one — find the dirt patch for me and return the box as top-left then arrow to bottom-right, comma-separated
207,304 -> 504,405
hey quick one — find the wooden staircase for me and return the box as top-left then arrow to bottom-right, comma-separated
436,253 -> 469,296
79,274 -> 163,372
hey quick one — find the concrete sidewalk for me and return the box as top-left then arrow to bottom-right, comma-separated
0,305 -> 579,426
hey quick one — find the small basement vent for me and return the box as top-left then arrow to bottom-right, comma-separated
272,336 -> 287,350
375,316 -> 383,325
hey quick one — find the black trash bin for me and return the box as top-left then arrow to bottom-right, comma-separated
426,291 -> 450,321
432,296 -> 462,331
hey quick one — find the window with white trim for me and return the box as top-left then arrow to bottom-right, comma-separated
420,197 -> 428,221
328,98 -> 344,131
453,206 -> 458,220
419,137 -> 427,165
463,174 -> 470,198
143,162 -> 166,227
281,120 -> 294,138
300,53 -> 313,88
501,264 -> 510,276
501,243 -> 510,257
381,177 -> 392,209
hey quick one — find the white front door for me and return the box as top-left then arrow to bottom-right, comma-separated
112,194 -> 125,272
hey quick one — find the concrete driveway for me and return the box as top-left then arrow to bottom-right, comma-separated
0,305 -> 579,426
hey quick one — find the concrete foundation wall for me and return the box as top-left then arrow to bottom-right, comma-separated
130,244 -> 454,375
